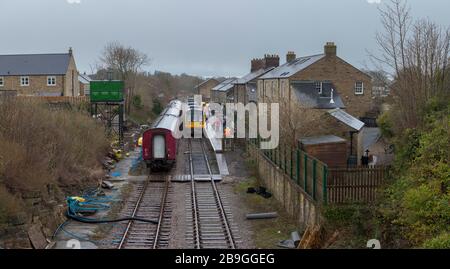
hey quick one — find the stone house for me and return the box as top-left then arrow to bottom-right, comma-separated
0,48 -> 80,97
195,78 -> 220,102
210,78 -> 237,104
257,42 -> 373,164
231,55 -> 279,104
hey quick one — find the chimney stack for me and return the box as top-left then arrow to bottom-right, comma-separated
264,54 -> 280,69
324,42 -> 337,57
286,51 -> 296,63
69,47 -> 73,56
251,58 -> 265,72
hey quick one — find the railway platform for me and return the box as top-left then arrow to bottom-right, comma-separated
203,116 -> 229,176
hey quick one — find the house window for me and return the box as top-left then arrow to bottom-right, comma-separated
20,76 -> 29,86
315,82 -> 323,94
0,77 -> 4,87
47,76 -> 56,86
355,82 -> 364,95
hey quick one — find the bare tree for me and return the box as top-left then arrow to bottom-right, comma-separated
370,0 -> 450,131
100,42 -> 150,113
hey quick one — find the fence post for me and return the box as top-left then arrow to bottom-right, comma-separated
304,154 -> 308,193
323,166 -> 328,204
296,150 -> 300,185
313,159 -> 317,200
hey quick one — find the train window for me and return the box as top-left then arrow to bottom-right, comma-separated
193,110 -> 203,122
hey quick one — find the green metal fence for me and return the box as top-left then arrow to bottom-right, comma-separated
248,138 -> 329,204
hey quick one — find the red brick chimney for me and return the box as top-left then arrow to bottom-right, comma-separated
324,42 -> 337,57
286,51 -> 296,63
264,54 -> 280,69
251,58 -> 265,72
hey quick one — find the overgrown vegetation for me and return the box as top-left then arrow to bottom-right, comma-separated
369,0 -> 449,248
326,0 -> 449,249
378,99 -> 449,248
0,98 -> 109,225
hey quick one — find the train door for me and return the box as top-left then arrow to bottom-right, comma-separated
153,134 -> 166,159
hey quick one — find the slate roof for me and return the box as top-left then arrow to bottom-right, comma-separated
300,135 -> 347,145
211,78 -> 236,92
78,73 -> 92,84
235,67 -> 274,84
0,53 -> 71,76
292,81 -> 345,109
195,78 -> 219,89
328,108 -> 365,131
260,54 -> 325,79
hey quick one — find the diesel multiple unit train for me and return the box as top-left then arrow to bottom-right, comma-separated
142,98 -> 206,170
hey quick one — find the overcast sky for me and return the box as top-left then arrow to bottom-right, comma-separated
0,0 -> 449,77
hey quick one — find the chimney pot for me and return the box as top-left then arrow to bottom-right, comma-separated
324,42 -> 337,57
251,58 -> 265,72
286,51 -> 296,63
264,54 -> 280,69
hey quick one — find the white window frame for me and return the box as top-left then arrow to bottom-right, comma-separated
0,76 -> 4,87
355,81 -> 364,95
315,81 -> 323,94
47,76 -> 56,86
20,76 -> 29,87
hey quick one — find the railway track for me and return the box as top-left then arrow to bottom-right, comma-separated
186,139 -> 237,249
117,175 -> 172,249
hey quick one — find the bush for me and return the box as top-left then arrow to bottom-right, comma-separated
377,112 -> 394,139
0,98 -> 109,192
422,233 -> 450,249
152,98 -> 163,116
379,99 -> 450,248
0,185 -> 23,225
132,95 -> 143,110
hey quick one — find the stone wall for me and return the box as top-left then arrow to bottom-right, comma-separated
0,186 -> 67,249
248,145 -> 320,229
1,75 -> 65,96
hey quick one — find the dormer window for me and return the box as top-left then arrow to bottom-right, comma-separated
355,81 -> 364,95
315,82 -> 323,94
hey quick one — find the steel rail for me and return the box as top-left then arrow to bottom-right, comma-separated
152,178 -> 170,249
188,139 -> 201,249
200,140 -> 236,249
117,176 -> 150,249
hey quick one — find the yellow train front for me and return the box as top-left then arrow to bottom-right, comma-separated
185,105 -> 206,135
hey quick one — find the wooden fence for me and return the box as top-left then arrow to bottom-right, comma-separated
17,96 -> 89,105
327,166 -> 389,204
247,139 -> 390,205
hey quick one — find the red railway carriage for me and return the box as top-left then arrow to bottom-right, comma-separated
142,100 -> 183,170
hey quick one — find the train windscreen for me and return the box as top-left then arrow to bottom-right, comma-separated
190,109 -> 203,122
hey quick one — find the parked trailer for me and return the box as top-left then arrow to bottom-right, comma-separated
142,100 -> 183,171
